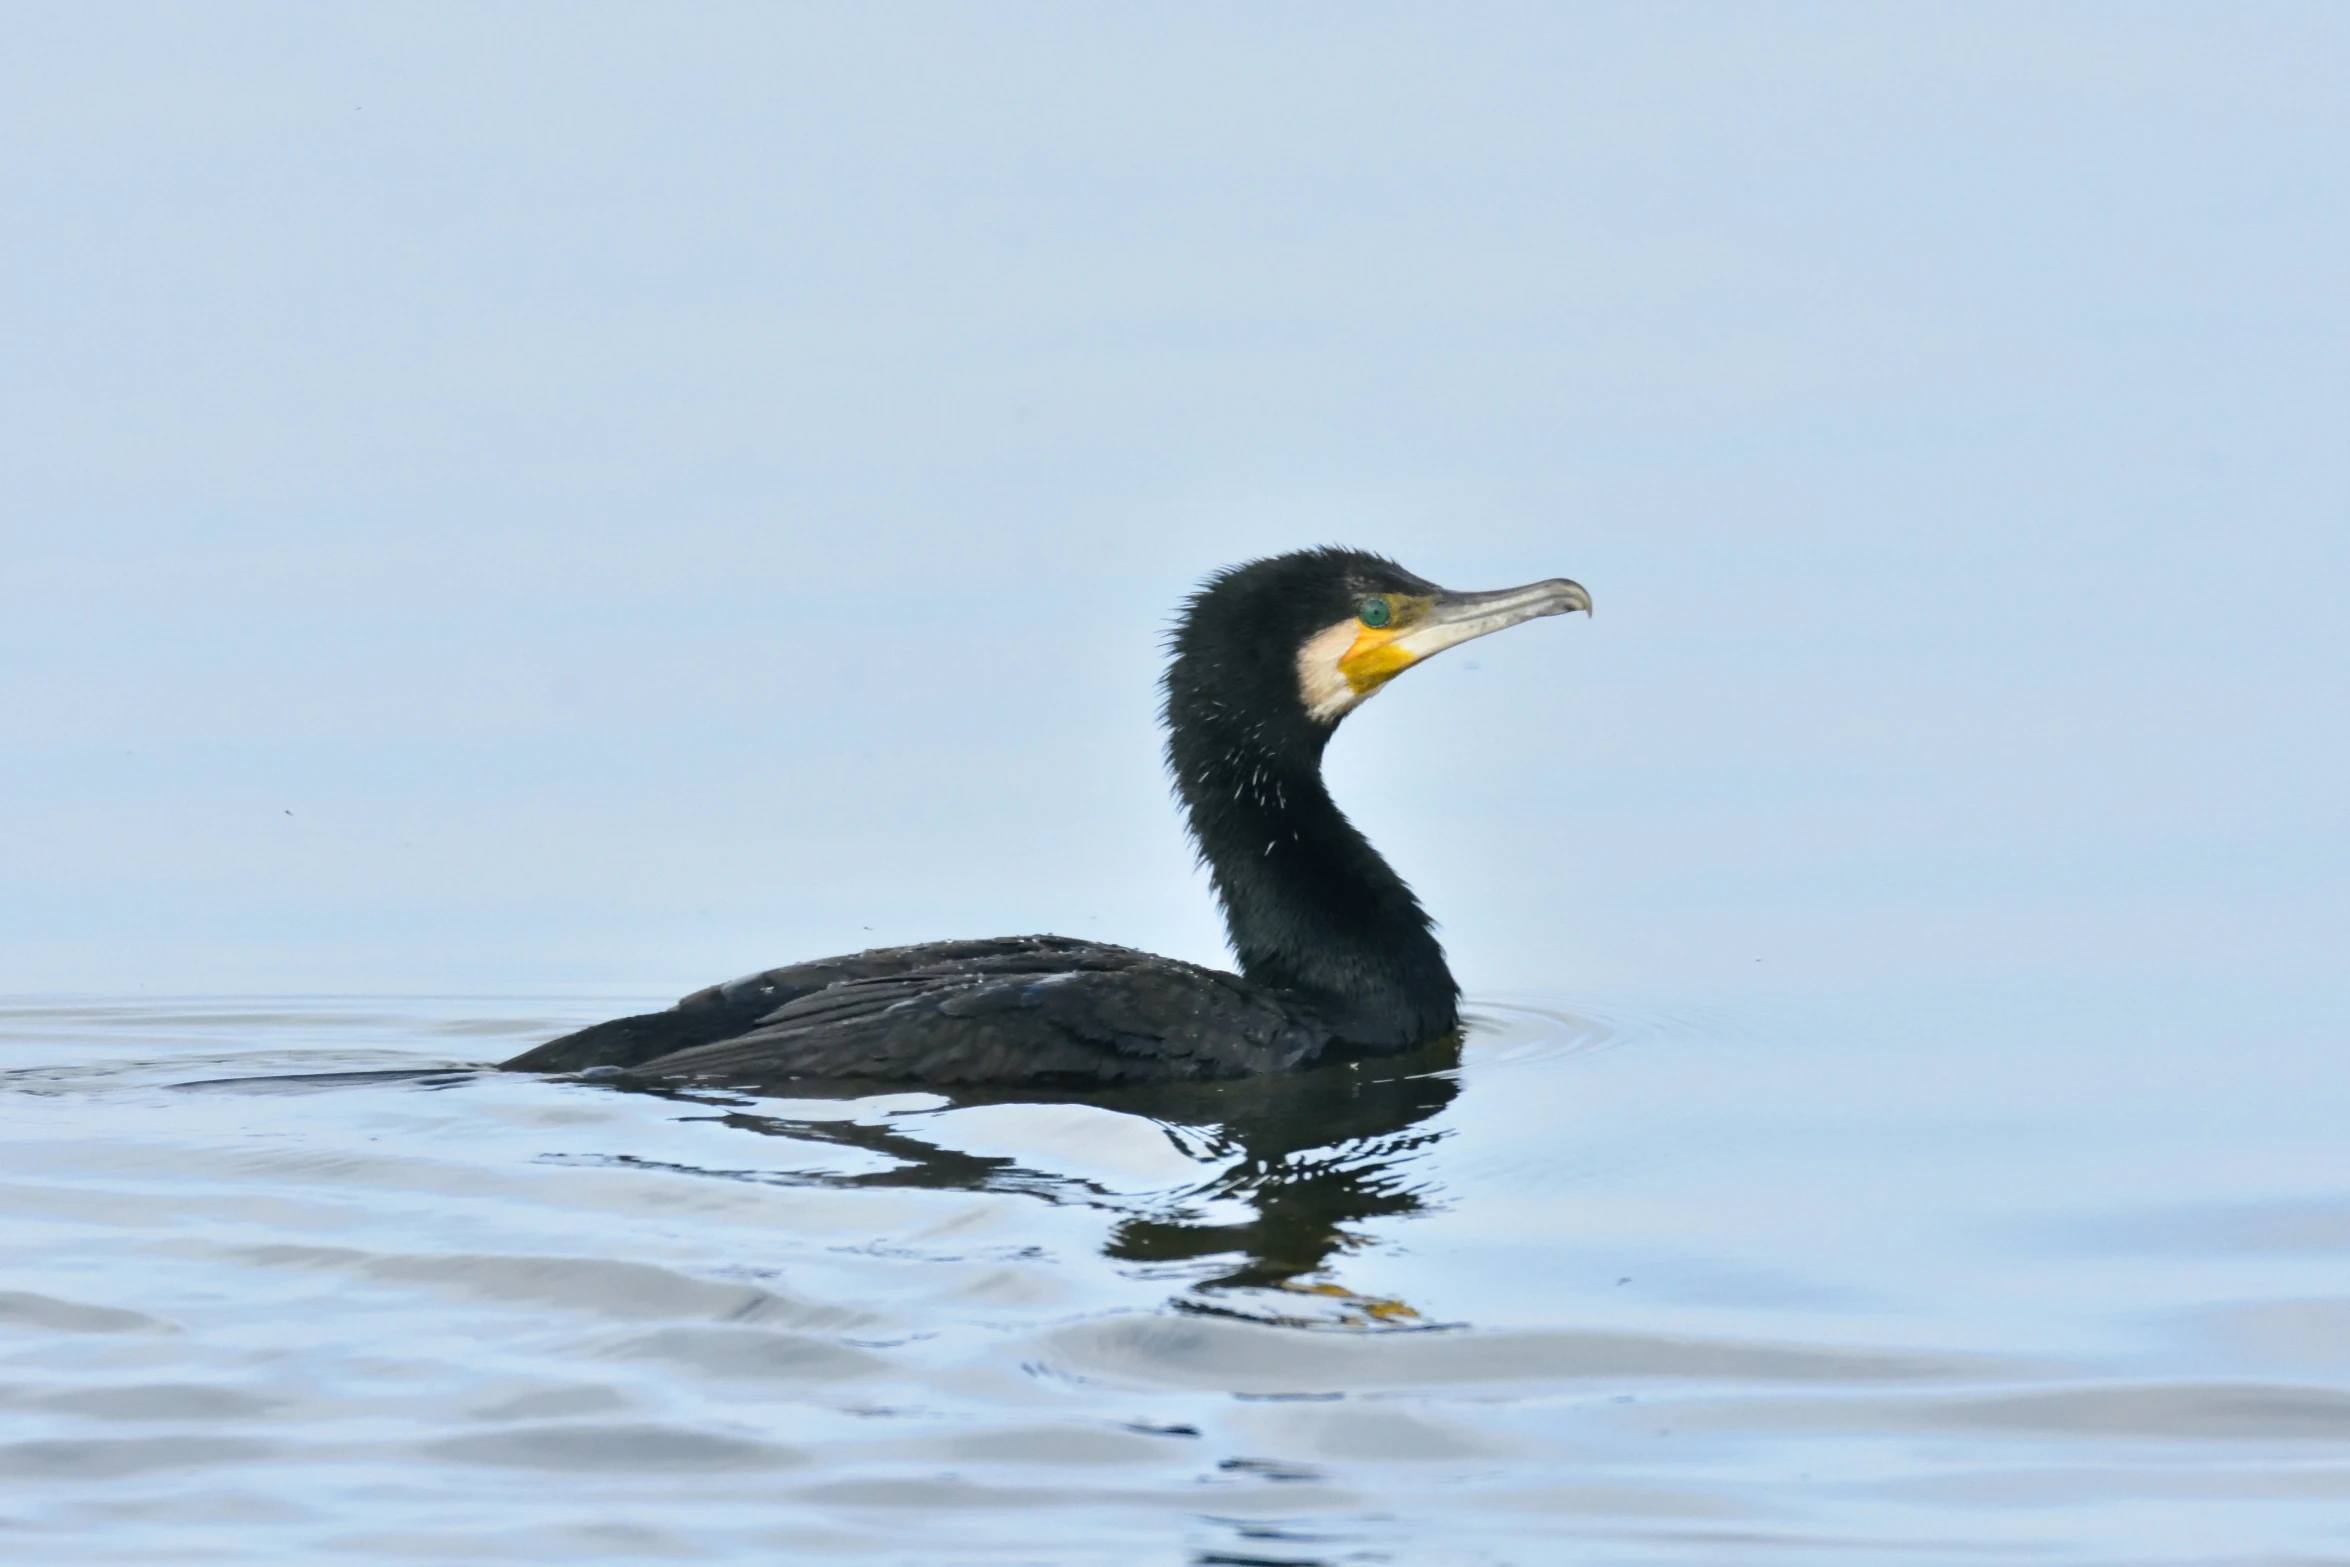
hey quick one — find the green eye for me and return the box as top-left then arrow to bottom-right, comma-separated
1358,595 -> 1393,629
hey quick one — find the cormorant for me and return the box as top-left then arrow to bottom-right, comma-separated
501,548 -> 1588,1089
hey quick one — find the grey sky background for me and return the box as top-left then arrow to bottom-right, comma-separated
3,4 -> 2344,1003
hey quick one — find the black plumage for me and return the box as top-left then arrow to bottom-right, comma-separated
501,548 -> 1587,1089
1163,550 -> 1456,1049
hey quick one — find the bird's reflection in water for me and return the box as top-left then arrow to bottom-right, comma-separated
649,1036 -> 1462,1327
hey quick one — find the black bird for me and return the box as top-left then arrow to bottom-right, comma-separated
502,548 -> 1588,1089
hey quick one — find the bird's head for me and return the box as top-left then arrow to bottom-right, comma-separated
1164,547 -> 1591,756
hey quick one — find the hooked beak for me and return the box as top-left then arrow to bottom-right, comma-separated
1336,577 -> 1591,695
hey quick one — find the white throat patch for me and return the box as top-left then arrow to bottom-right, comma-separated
1296,619 -> 1370,724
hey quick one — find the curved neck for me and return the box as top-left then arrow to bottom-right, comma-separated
1166,711 -> 1458,1050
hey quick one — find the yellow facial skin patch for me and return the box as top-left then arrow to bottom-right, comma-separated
1337,593 -> 1439,693
1335,625 -> 1418,692
1295,594 -> 1437,723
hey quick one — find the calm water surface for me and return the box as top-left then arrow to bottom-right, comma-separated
4,987 -> 2348,1564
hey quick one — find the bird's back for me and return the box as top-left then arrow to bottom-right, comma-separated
500,935 -> 1330,1088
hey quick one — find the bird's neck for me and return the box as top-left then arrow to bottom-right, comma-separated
1170,723 -> 1458,1050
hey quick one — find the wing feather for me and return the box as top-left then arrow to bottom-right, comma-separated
501,935 -> 1329,1086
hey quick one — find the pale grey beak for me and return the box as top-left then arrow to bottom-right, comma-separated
1392,577 -> 1591,663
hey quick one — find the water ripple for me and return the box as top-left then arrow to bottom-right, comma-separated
1,993 -> 2345,1562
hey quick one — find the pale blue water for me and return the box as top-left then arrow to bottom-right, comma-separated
7,984 -> 2347,1563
